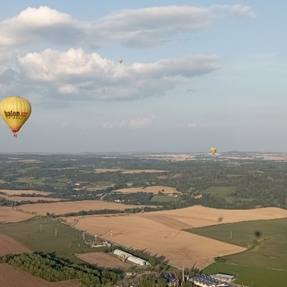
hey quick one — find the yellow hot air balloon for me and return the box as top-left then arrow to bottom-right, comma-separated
210,146 -> 218,156
0,96 -> 31,137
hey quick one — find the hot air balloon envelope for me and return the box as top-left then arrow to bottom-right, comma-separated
0,96 -> 31,136
210,146 -> 218,156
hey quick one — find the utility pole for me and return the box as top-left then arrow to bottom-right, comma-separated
182,265 -> 185,284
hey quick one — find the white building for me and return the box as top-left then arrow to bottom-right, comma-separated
113,249 -> 150,266
210,274 -> 235,283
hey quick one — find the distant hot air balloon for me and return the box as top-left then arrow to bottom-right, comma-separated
210,146 -> 218,156
0,96 -> 31,137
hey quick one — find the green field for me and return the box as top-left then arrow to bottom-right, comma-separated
190,218 -> 287,287
204,262 -> 287,287
0,217 -> 94,260
151,194 -> 180,204
202,186 -> 236,203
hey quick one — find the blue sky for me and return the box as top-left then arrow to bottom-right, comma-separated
0,1 -> 286,152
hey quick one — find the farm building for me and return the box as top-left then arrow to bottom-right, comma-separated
189,274 -> 231,287
210,274 -> 235,283
113,249 -> 150,266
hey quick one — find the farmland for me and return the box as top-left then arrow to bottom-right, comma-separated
116,186 -> 179,195
2,153 -> 287,285
77,252 -> 131,270
66,214 -> 245,268
0,207 -> 33,223
3,152 -> 287,209
191,218 -> 287,287
0,189 -> 51,196
0,217 -> 95,260
0,234 -> 30,256
17,200 -> 145,216
0,195 -> 61,202
65,205 -> 287,269
95,168 -> 167,174
142,205 -> 287,228
0,264 -> 80,287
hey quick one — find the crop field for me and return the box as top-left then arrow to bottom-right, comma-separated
142,205 -> 287,228
0,217 -> 95,260
0,207 -> 33,223
191,218 -> 287,287
66,214 -> 245,268
17,200 -> 144,216
116,186 -> 179,195
0,234 -> 30,256
0,264 -> 80,287
77,252 -> 131,270
65,206 -> 287,269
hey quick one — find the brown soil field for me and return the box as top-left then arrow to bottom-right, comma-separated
18,200 -> 145,215
142,205 -> 287,229
0,189 -> 51,196
0,207 -> 33,223
0,264 -> 80,287
0,195 -> 61,203
117,186 -> 179,195
66,215 -> 244,268
95,168 -> 167,174
77,252 -> 130,270
66,206 -> 287,268
0,234 -> 30,256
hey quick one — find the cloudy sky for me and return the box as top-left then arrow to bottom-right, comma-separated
0,0 -> 286,153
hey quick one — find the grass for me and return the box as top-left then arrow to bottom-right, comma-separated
150,194 -> 180,203
203,186 -> 236,203
0,217 -> 95,261
189,218 -> 287,287
204,262 -> 287,287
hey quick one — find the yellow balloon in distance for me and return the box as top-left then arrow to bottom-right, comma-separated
0,96 -> 32,137
210,146 -> 218,156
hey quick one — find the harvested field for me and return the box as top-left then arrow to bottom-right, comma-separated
0,207 -> 33,223
0,234 -> 30,256
77,252 -> 130,270
117,186 -> 179,195
142,206 -> 287,229
0,189 -> 51,196
66,206 -> 287,268
66,215 -> 244,268
0,195 -> 61,203
0,264 -> 80,287
18,200 -> 144,216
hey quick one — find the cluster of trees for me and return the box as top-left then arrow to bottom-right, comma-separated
0,252 -> 123,286
61,206 -> 160,217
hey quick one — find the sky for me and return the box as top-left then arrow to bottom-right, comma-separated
0,1 -> 286,153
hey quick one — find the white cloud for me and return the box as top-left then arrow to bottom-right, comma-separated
16,48 -> 219,100
100,117 -> 154,129
0,5 -> 255,48
186,122 -> 198,128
